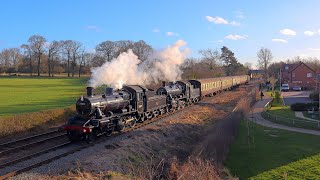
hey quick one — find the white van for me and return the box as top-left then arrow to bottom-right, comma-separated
281,84 -> 289,91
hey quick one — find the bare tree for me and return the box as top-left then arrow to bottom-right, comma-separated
0,48 -> 21,74
8,48 -> 21,72
70,41 -> 82,77
132,40 -> 153,61
28,35 -> 46,76
47,41 -> 62,76
21,44 -> 33,76
0,49 -> 11,73
114,40 -> 134,57
244,62 -> 253,69
257,47 -> 273,80
62,40 -> 73,77
95,41 -> 116,62
199,48 -> 220,69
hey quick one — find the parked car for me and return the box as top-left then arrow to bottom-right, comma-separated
292,85 -> 302,91
281,84 -> 290,91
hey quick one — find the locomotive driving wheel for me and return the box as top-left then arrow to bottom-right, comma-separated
116,119 -> 125,132
128,117 -> 137,128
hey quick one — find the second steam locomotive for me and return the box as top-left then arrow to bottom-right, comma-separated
64,75 -> 249,141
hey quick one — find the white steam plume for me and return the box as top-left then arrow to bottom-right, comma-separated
89,40 -> 189,89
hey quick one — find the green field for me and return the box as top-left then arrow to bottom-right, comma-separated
226,120 -> 320,179
0,77 -> 88,116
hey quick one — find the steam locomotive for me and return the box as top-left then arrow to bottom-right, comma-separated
64,75 -> 250,141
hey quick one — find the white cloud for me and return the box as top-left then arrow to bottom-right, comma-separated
308,48 -> 320,51
86,25 -> 101,32
218,40 -> 223,43
234,10 -> 245,19
153,28 -> 160,33
166,32 -> 179,36
205,16 -> 240,26
230,21 -> 241,26
280,29 -> 296,36
225,34 -> 247,40
272,38 -> 288,43
304,30 -> 316,36
206,16 -> 228,24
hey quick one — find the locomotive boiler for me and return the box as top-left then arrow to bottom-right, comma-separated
76,87 -> 131,117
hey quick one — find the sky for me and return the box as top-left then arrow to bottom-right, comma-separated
1,0 -> 320,66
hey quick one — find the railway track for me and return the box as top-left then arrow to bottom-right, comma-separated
0,101 -> 198,180
0,84 -> 254,179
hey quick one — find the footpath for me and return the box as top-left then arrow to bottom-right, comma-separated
249,95 -> 320,136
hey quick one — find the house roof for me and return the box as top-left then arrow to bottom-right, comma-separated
288,61 -> 315,73
281,63 -> 299,72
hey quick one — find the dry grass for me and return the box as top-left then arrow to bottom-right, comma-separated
168,157 -> 220,180
0,106 -> 75,138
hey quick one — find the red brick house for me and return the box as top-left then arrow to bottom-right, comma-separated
281,61 -> 315,89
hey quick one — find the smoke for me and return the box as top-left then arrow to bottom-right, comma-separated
89,40 -> 189,89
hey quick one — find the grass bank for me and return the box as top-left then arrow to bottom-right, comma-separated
262,99 -> 320,130
0,106 -> 76,138
0,76 -> 88,116
225,119 -> 320,179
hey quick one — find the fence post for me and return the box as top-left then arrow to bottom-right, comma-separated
292,118 -> 295,125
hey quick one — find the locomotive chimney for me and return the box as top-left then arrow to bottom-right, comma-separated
105,87 -> 113,96
86,87 -> 94,97
162,81 -> 166,87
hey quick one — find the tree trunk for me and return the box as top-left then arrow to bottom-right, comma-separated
48,53 -> 51,77
51,57 -> 54,77
29,56 -> 32,76
78,63 -> 82,77
37,53 -> 41,76
72,54 -> 76,77
67,54 -> 70,77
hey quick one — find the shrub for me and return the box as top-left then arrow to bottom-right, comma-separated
309,92 -> 319,101
291,102 -> 319,111
274,91 -> 281,103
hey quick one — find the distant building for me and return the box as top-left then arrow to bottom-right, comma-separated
281,61 -> 315,89
248,69 -> 264,79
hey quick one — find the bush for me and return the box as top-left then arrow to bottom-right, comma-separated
291,102 -> 319,111
309,92 -> 319,101
274,91 -> 281,103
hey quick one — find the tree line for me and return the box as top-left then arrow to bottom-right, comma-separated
182,46 -> 248,79
0,34 -> 249,78
0,35 -> 153,77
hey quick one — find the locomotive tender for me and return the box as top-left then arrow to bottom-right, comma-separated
64,75 -> 249,141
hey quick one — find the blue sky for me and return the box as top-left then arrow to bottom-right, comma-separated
1,0 -> 320,65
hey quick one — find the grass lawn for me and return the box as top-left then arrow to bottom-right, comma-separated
268,100 -> 296,118
225,120 -> 320,179
263,99 -> 320,130
0,77 -> 88,116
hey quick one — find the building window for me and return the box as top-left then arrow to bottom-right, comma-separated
285,65 -> 289,70
307,73 -> 312,77
292,72 -> 295,78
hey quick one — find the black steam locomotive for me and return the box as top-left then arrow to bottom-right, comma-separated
64,75 -> 249,141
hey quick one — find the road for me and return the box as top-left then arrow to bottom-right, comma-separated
281,91 -> 314,105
